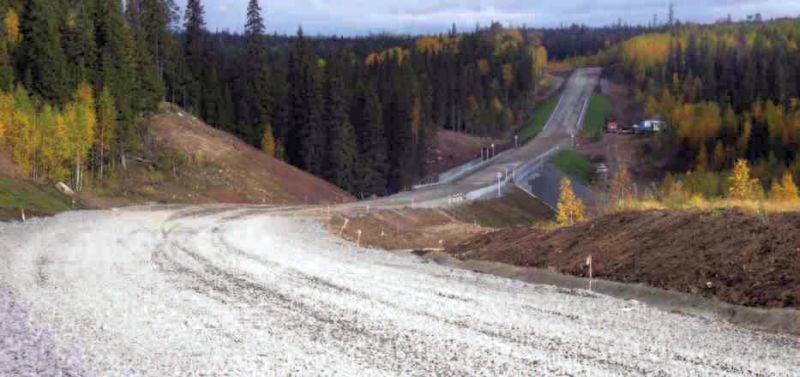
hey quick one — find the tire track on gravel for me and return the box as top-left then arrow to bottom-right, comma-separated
152,220 -> 496,375
202,218 -> 673,376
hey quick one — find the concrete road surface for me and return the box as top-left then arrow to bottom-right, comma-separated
1,207 -> 798,376
384,67 -> 601,207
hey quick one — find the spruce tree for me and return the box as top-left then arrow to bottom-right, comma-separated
96,0 -> 139,155
385,60 -> 417,192
139,0 -> 178,78
183,0 -> 205,113
126,0 -> 164,108
240,0 -> 270,144
20,0 -> 69,103
63,2 -> 96,88
286,28 -> 323,174
328,120 -> 357,192
96,86 -> 116,179
354,85 -> 387,196
245,0 -> 265,38
322,62 -> 348,176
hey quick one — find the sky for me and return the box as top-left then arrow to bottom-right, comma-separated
194,0 -> 800,36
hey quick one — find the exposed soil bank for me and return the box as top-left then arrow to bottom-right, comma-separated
447,209 -> 800,310
327,187 -> 554,251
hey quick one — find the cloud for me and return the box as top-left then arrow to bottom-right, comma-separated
182,0 -> 800,35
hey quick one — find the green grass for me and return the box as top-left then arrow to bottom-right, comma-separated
552,150 -> 593,184
0,176 -> 75,214
518,94 -> 559,142
582,94 -> 612,140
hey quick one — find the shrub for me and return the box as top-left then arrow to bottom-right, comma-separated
728,159 -> 762,200
769,171 -> 799,201
556,177 -> 586,226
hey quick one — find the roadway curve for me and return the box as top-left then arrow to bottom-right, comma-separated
386,67 -> 601,207
1,207 -> 798,376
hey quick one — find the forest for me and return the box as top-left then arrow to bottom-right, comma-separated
10,0 -> 796,200
597,18 -> 800,196
0,0 -> 555,198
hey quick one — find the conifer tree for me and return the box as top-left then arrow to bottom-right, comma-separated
139,0 -> 178,79
286,28 -> 323,174
328,120 -> 357,192
63,2 -> 97,88
322,62 -> 349,179
20,0 -> 69,102
183,0 -> 206,113
354,85 -> 387,196
126,0 -> 164,109
96,86 -> 116,179
239,0 -> 270,143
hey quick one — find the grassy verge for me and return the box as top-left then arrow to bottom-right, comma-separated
0,176 -> 75,215
552,150 -> 593,184
612,197 -> 800,216
518,94 -> 559,142
581,94 -> 612,140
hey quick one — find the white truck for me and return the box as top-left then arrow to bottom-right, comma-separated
633,119 -> 665,134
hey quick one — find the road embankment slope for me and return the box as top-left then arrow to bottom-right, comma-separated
448,209 -> 800,310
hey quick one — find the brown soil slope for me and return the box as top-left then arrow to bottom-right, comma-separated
93,105 -> 354,207
448,210 -> 800,309
330,187 -> 554,251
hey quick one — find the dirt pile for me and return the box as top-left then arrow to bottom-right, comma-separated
448,209 -> 800,309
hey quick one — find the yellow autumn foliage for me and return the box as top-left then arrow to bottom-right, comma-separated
4,10 -> 20,46
261,124 -> 276,157
556,177 -> 586,226
728,159 -> 762,200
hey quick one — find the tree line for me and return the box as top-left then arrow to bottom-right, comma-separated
0,0 -> 169,190
176,6 -> 549,196
0,0 -> 549,197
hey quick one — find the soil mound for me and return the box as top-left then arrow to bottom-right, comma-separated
448,209 -> 800,309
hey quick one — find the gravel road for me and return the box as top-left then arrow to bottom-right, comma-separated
1,206 -> 798,376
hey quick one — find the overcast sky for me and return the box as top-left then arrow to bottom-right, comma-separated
194,0 -> 800,35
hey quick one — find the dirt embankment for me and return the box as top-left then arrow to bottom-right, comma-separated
329,187 -> 554,251
89,105 -> 354,208
425,131 -> 495,178
448,209 -> 800,309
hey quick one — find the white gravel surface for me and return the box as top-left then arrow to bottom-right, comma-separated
1,206 -> 798,376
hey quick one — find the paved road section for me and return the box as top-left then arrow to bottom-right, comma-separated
1,207 -> 797,376
385,68 -> 601,207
